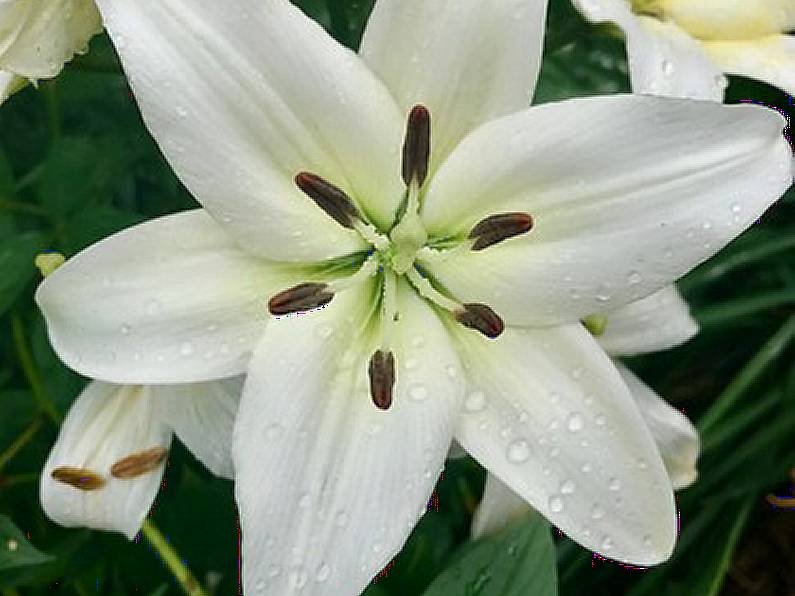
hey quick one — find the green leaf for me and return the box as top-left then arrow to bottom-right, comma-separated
0,515 -> 53,571
148,584 -> 170,596
0,232 -> 45,317
422,511 -> 557,596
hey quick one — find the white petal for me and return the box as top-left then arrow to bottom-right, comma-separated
452,323 -> 677,565
572,0 -> 725,100
421,95 -> 793,326
471,474 -> 534,539
0,70 -> 26,103
95,0 -> 405,257
152,378 -> 242,480
597,285 -> 698,357
703,34 -> 795,97
360,0 -> 548,174
36,210 -> 295,384
617,363 -> 699,491
658,0 -> 795,40
41,382 -> 171,539
234,281 -> 462,595
0,0 -> 101,79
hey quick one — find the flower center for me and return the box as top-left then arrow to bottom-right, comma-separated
269,105 -> 535,409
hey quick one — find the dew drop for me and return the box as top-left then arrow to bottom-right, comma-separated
315,563 -> 331,583
411,336 -> 426,347
627,271 -> 643,285
560,479 -> 576,494
267,566 -> 281,578
445,365 -> 459,378
581,462 -> 593,473
290,567 -> 308,589
608,477 -> 621,491
601,536 -> 613,550
334,511 -> 349,527
464,391 -> 486,412
145,298 -> 162,316
595,413 -> 607,427
506,439 -> 530,463
661,59 -> 674,76
549,496 -> 564,513
120,324 -> 131,335
299,493 -> 311,508
179,341 -> 194,356
566,413 -> 585,432
591,505 -> 605,520
409,384 -> 428,402
404,358 -> 418,371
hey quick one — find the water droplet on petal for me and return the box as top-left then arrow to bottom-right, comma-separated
560,479 -> 576,494
315,563 -> 331,583
591,505 -> 605,520
409,384 -> 428,402
464,391 -> 486,412
506,439 -> 530,463
549,496 -> 564,513
608,477 -> 621,491
566,413 -> 584,432
179,341 -> 194,356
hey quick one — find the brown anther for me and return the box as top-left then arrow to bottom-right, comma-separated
111,446 -> 169,479
469,213 -> 534,251
456,304 -> 505,338
295,172 -> 360,229
268,283 -> 335,315
368,350 -> 396,410
51,466 -> 106,491
402,105 -> 431,186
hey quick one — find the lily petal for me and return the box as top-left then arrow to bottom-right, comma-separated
95,0 -> 405,254
0,70 -> 26,104
234,281 -> 462,595
153,378 -> 242,480
0,0 -> 101,79
421,95 -> 792,326
657,0 -> 795,40
471,474 -> 534,539
41,382 -> 171,539
617,363 -> 699,491
574,0 -> 725,100
451,323 -> 677,565
703,34 -> 795,97
597,285 -> 698,357
36,210 -> 294,384
360,0 -> 548,175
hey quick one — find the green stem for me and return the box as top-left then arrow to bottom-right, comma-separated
696,289 -> 795,326
0,417 -> 43,471
41,80 -> 62,142
11,313 -> 61,424
141,520 -> 209,596
698,314 -> 795,434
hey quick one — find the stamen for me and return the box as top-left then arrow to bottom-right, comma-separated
295,172 -> 360,229
455,304 -> 505,338
469,213 -> 534,251
402,105 -> 431,187
368,349 -> 395,410
111,446 -> 169,479
51,466 -> 106,491
269,282 -> 334,315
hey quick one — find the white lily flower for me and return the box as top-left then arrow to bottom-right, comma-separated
573,0 -> 795,100
0,0 -> 102,103
41,378 -> 240,539
34,0 -> 792,593
474,286 -> 701,538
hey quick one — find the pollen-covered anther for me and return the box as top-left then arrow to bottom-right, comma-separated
111,446 -> 169,479
268,282 -> 334,315
295,172 -> 361,229
456,303 -> 505,338
51,466 -> 106,491
402,105 -> 431,186
469,213 -> 534,251
368,350 -> 396,410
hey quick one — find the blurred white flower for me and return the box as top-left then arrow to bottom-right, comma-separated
34,0 -> 792,593
573,0 -> 795,100
40,378 -> 240,539
0,0 -> 101,104
473,286 -> 701,538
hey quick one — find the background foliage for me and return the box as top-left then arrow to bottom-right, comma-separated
1,1 -> 793,594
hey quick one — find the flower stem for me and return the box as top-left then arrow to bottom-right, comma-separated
11,313 -> 61,424
0,417 -> 43,472
140,520 -> 209,596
